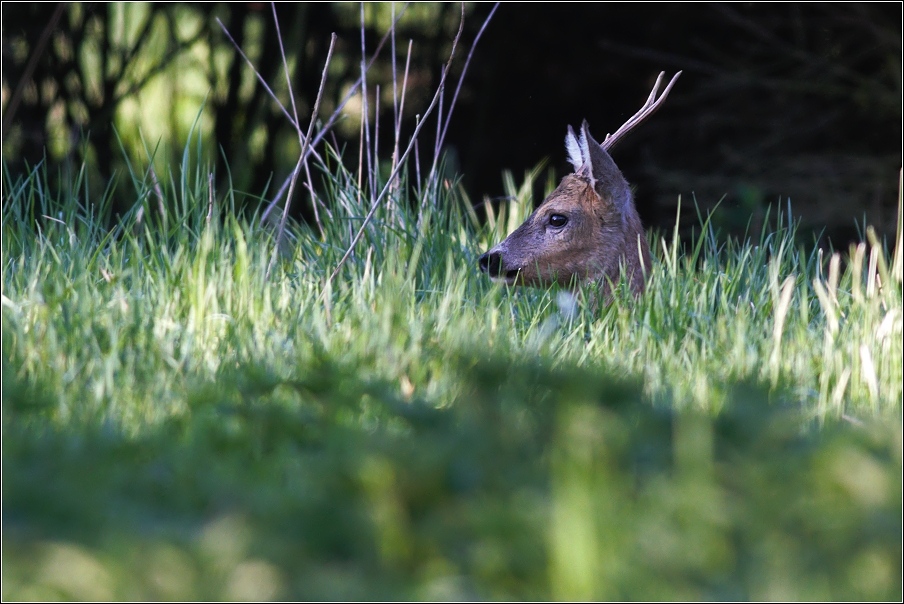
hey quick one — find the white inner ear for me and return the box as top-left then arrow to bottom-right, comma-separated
565,127 -> 582,172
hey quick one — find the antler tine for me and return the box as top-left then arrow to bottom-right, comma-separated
643,71 -> 666,108
602,71 -> 681,152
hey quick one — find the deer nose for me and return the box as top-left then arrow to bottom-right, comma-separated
479,251 -> 502,276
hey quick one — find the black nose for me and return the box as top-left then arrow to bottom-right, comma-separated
479,251 -> 501,276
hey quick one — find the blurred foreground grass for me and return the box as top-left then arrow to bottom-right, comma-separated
4,359 -> 900,600
2,152 -> 902,599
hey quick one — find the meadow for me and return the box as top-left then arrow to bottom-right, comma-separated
2,139 -> 901,599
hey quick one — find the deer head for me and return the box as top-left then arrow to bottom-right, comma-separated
478,71 -> 680,299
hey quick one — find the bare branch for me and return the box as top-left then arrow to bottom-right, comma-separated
2,4 -> 66,140
388,5 -> 400,225
392,40 -> 414,181
326,5 -> 467,288
225,4 -> 412,222
357,94 -> 365,205
374,84 -> 380,186
267,33 -> 338,280
272,2 -> 303,140
309,3 -> 410,153
269,2 -> 320,239
216,17 -> 307,140
414,129 -> 422,200
437,3 -> 500,153
432,64 -> 445,179
360,2 -> 375,195
391,2 -> 400,152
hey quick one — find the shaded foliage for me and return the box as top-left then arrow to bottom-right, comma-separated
2,3 -> 470,217
4,355 -> 901,600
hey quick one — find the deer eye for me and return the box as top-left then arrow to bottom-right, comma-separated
549,214 -> 568,228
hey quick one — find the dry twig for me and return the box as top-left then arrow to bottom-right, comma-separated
326,4 -> 467,288
266,32 -> 338,279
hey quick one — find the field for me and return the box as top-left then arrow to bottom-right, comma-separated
2,149 -> 902,600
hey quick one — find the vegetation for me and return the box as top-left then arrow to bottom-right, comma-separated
3,5 -> 901,600
4,4 -> 899,243
2,140 -> 901,599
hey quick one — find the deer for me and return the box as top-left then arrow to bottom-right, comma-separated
478,71 -> 681,302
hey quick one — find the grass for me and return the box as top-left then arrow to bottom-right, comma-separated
2,146 -> 901,600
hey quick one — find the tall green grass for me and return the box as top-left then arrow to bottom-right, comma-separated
2,150 -> 902,600
3,152 -> 901,427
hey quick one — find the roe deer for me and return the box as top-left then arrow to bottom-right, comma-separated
479,71 -> 681,300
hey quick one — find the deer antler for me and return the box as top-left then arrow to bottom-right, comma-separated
602,71 -> 681,152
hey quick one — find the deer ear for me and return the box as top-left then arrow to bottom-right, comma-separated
581,120 -> 631,213
565,125 -> 582,172
565,124 -> 594,182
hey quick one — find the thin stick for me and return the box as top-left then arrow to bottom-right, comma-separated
218,5 -> 410,217
218,7 -> 406,143
392,40 -> 414,187
217,17 -> 311,147
388,4 -> 400,223
431,7 -> 453,178
374,84 -> 380,188
2,3 -> 65,140
272,2 -> 302,140
267,33 -> 337,279
427,2 -> 499,193
432,75 -> 445,184
218,11 -> 330,231
360,2 -> 374,196
270,1 -> 306,238
391,3 -> 399,151
326,5 -> 466,288
357,98 -> 365,205
272,2 -> 327,239
308,4 -> 409,155
437,2 -> 499,150
414,131 -> 421,200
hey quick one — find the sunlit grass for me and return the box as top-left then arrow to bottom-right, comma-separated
7,153 -> 898,426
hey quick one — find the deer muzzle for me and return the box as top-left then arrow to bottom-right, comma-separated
478,251 -> 520,284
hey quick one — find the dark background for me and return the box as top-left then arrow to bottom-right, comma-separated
3,3 -> 901,246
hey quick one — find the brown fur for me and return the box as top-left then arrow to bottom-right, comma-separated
479,123 -> 651,301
